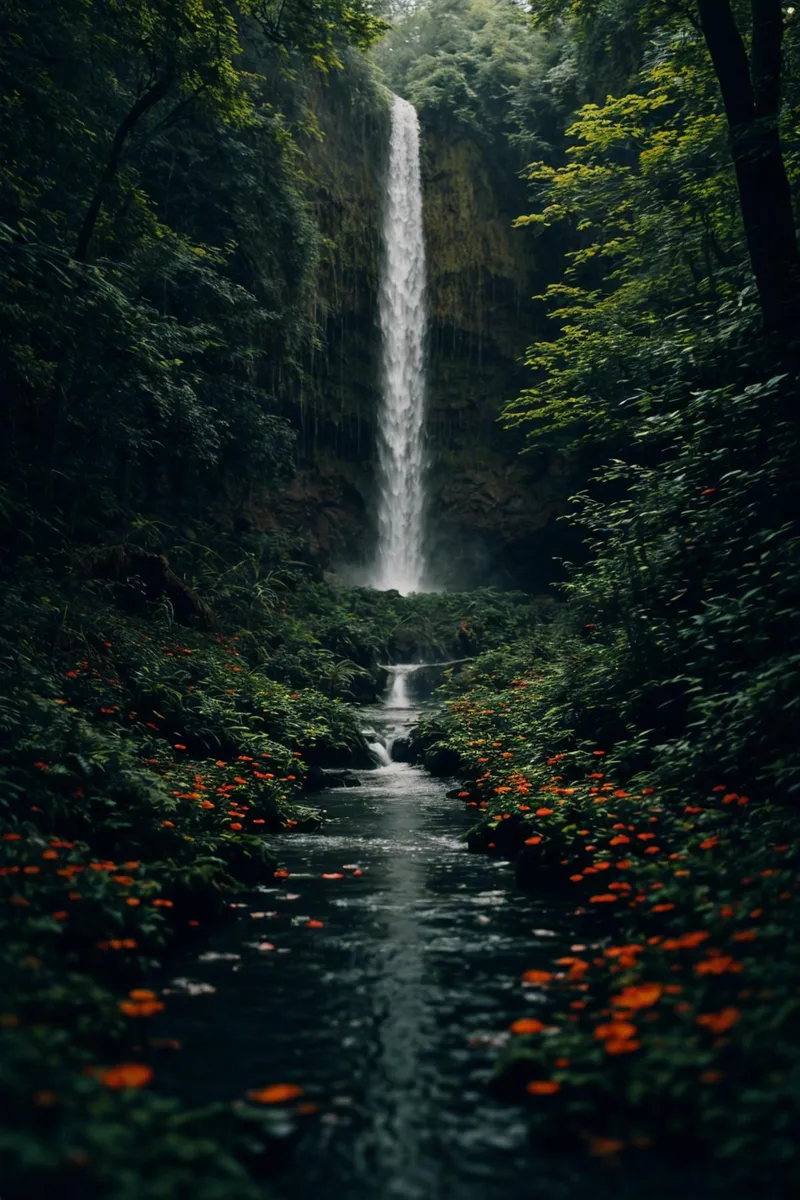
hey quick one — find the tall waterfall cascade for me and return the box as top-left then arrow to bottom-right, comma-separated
372,94 -> 429,595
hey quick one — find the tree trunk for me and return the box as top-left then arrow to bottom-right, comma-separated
696,0 -> 800,335
75,67 -> 176,262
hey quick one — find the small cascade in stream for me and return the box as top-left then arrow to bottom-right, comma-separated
372,95 -> 429,595
367,739 -> 393,768
363,664 -> 424,767
385,663 -> 420,710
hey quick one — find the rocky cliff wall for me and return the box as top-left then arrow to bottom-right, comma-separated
239,70 -> 572,591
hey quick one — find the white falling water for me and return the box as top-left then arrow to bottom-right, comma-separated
373,95 -> 428,594
385,664 -> 420,709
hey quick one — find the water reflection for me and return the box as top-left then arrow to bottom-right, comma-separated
155,718 -> 575,1200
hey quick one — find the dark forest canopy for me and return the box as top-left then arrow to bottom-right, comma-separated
0,0 -> 387,527
2,1 -> 800,1196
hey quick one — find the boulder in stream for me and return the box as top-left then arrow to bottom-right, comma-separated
305,766 -> 362,792
423,745 -> 461,777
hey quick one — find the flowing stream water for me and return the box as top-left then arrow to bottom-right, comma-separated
372,96 -> 428,595
152,678 -> 586,1199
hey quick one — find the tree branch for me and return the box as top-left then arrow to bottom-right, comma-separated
75,63 -> 177,262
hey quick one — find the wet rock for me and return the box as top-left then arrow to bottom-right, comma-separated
515,848 -> 573,894
515,845 -> 540,891
304,766 -> 362,791
446,784 -> 476,800
423,745 -> 461,777
390,736 -> 412,762
304,765 -> 328,792
326,771 -> 363,789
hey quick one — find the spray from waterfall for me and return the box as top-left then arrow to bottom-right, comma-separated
372,95 -> 429,595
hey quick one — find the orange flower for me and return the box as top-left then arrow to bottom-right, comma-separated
119,999 -> 164,1017
589,894 -> 618,903
525,836 -> 543,845
604,944 -> 644,960
694,955 -> 741,976
589,1136 -> 625,1157
696,1007 -> 740,1034
609,835 -> 630,845
247,1083 -> 304,1104
661,931 -> 708,951
100,1063 -> 154,1089
522,969 -> 552,985
535,807 -> 554,817
612,984 -> 662,1011
525,1080 -> 560,1095
594,1021 -> 637,1042
605,1038 -> 641,1055
306,919 -> 324,929
510,1018 -> 546,1035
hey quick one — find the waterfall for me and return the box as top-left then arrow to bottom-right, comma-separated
385,663 -> 423,710
372,94 -> 429,595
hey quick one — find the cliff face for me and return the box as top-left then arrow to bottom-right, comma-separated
240,72 -> 571,590
419,130 -> 571,589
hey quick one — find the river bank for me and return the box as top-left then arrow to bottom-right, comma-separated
87,687 -> 746,1200
146,696 -> 576,1200
0,548 -> 544,1199
414,649 -> 800,1193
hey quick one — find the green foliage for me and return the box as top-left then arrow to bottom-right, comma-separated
445,709 -> 800,1179
377,0 -> 572,164
504,45 -> 755,449
0,537 -> 366,1195
0,5 -> 389,1185
0,500 -> 557,1194
419,353 -> 800,1176
0,0 -> 385,532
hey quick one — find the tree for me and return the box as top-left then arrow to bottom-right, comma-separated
694,0 -> 799,333
0,0 -> 386,525
531,0 -> 800,334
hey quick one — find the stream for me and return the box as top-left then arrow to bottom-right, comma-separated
153,674 -> 583,1199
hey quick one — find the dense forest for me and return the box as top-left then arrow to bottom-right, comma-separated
1,0 -> 800,1197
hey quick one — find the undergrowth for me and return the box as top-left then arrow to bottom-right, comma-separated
0,525 -> 544,1198
416,369 -> 800,1188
